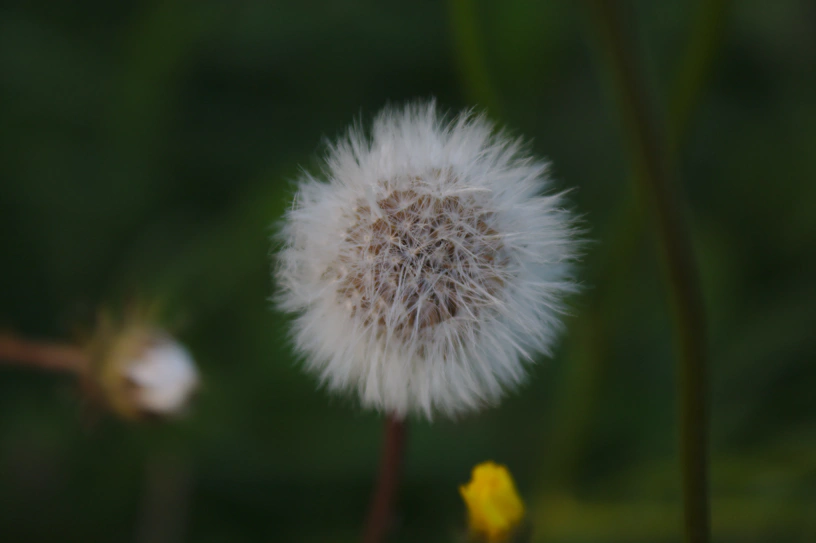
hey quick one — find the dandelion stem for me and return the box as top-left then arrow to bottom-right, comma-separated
0,333 -> 87,373
363,414 -> 407,543
585,2 -> 710,542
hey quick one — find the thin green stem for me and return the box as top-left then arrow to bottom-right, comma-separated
538,198 -> 645,490
448,0 -> 503,117
669,0 -> 731,150
543,0 -> 728,494
585,2 -> 710,543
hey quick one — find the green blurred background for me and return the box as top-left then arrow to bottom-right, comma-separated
1,1 -> 814,542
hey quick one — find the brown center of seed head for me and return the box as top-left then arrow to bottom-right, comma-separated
329,185 -> 505,338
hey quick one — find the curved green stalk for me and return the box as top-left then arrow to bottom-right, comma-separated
541,0 -> 729,495
585,2 -> 710,542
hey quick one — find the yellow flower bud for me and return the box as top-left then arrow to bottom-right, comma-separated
459,461 -> 525,543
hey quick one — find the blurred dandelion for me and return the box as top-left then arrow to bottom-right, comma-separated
86,309 -> 200,420
274,101 -> 581,419
0,305 -> 200,421
460,461 -> 526,543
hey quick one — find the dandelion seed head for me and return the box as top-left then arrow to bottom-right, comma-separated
123,335 -> 199,416
88,312 -> 200,420
274,101 -> 581,419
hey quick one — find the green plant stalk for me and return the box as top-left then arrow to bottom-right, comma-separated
585,2 -> 710,543
538,199 -> 645,490
542,0 -> 729,492
669,0 -> 731,150
448,0 -> 503,117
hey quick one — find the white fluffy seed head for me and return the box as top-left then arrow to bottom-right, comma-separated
89,317 -> 200,420
124,337 -> 199,416
274,101 -> 581,419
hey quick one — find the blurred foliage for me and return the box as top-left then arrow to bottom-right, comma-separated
1,1 -> 815,542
